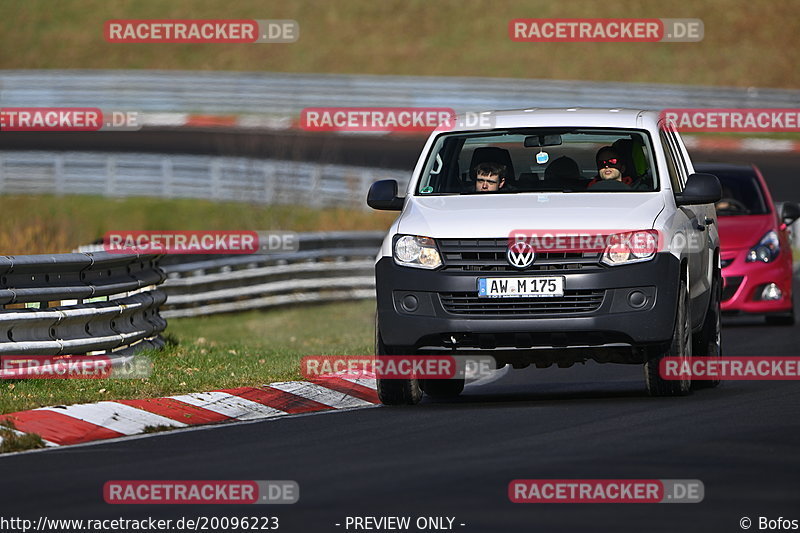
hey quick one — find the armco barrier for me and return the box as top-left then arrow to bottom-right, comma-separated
0,151 -> 401,209
155,231 -> 383,318
0,251 -> 166,355
75,232 -> 383,319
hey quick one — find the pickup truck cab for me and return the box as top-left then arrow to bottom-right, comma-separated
367,108 -> 722,404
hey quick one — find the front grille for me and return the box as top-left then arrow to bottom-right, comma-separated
720,257 -> 734,268
440,290 -> 605,316
722,276 -> 744,301
438,238 -> 601,273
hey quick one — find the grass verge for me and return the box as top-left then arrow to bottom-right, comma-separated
3,0 -> 800,88
1,300 -> 375,415
0,195 -> 395,255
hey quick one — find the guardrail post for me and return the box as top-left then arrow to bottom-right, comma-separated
106,154 -> 117,197
211,158 -> 222,201
310,166 -> 323,207
161,156 -> 173,198
54,154 -> 65,195
263,160 -> 276,204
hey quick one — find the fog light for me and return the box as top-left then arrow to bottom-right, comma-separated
627,290 -> 647,308
761,283 -> 782,301
401,294 -> 419,312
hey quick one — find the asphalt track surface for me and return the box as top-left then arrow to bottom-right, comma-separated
1,138 -> 799,533
2,306 -> 799,533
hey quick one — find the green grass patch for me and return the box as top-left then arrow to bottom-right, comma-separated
0,300 -> 376,415
2,0 -> 800,88
0,420 -> 46,454
0,194 -> 395,254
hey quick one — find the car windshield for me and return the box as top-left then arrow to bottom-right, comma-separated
706,168 -> 770,216
416,128 -> 658,195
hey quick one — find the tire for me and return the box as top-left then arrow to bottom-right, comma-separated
644,278 -> 692,396
375,315 -> 422,406
692,274 -> 722,389
421,378 -> 465,399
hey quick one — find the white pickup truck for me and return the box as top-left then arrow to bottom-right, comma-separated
367,108 -> 722,404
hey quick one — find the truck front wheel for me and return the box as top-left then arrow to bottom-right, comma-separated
375,316 -> 422,405
644,279 -> 692,396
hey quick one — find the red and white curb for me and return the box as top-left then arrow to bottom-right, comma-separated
0,376 -> 378,451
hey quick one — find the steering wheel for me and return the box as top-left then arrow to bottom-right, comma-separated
590,180 -> 632,191
715,198 -> 748,213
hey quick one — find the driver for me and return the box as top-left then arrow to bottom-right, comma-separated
715,185 -> 744,212
474,162 -> 507,192
587,147 -> 633,188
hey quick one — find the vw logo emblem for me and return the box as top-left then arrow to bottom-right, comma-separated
507,241 -> 535,269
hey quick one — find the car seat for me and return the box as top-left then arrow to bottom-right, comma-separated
544,156 -> 584,191
467,147 -> 515,184
612,138 -> 650,189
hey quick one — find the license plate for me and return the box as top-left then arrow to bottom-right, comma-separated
477,277 -> 564,298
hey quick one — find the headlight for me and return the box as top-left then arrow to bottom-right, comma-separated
394,235 -> 442,269
746,230 -> 780,263
601,230 -> 659,267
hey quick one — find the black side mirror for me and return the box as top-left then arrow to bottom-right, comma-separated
367,179 -> 404,211
781,202 -> 800,226
676,173 -> 722,206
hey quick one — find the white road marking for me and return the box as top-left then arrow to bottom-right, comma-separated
170,391 -> 286,421
37,402 -> 186,435
340,373 -> 377,389
269,381 -> 375,409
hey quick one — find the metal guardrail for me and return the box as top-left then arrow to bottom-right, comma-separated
0,151 -> 401,209
0,252 -> 167,355
157,232 -> 383,318
2,70 -> 800,115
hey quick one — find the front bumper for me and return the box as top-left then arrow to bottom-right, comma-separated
376,252 -> 681,352
720,248 -> 794,314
